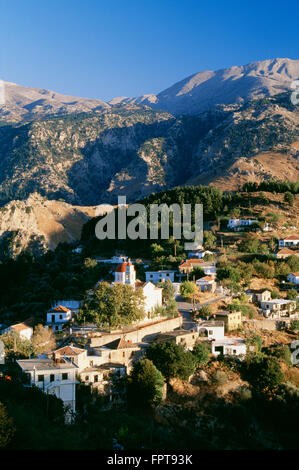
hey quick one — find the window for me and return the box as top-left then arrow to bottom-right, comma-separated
62,373 -> 68,380
50,374 -> 55,382
85,376 -> 89,381
59,314 -> 63,320
89,361 -> 93,367
208,330 -> 213,335
38,375 -> 44,382
94,375 -> 98,383
122,351 -> 125,358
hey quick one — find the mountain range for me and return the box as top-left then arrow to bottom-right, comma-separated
0,57 -> 298,254
110,58 -> 299,115
1,58 -> 298,121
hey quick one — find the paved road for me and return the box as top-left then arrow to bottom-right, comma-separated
175,293 -> 228,330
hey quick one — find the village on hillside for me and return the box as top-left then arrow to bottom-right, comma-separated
0,185 -> 299,449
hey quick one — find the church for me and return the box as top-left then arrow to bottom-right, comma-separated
113,260 -> 163,317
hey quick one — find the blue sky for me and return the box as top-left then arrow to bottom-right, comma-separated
0,0 -> 298,101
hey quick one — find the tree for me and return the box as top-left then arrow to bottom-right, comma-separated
284,192 -> 294,206
245,333 -> 263,352
0,402 -> 15,448
146,342 -> 197,381
253,260 -> 275,279
197,305 -> 212,318
239,235 -> 264,254
31,324 -> 56,355
217,265 -> 241,283
191,267 -> 205,280
180,280 -> 197,298
165,298 -> 178,316
203,231 -> 216,250
180,281 -> 199,310
192,342 -> 210,365
287,255 -> 299,272
287,289 -> 297,300
158,278 -> 175,303
78,282 -> 145,328
245,355 -> 284,391
0,331 -> 33,358
127,359 -> 165,409
289,319 -> 299,331
271,289 -> 280,299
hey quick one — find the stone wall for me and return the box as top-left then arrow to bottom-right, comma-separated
89,315 -> 183,348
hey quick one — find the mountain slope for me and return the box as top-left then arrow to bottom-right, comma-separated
0,193 -> 97,258
188,93 -> 299,188
0,93 -> 297,206
110,58 -> 299,115
0,80 -> 110,122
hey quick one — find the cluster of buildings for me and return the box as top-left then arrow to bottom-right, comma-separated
3,228 -> 298,421
246,288 -> 297,319
227,218 -> 271,232
1,256 -> 247,420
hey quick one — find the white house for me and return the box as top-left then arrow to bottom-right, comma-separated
141,282 -> 163,315
196,276 -> 216,292
212,337 -> 247,357
46,306 -> 72,331
227,219 -> 258,230
260,299 -> 297,318
4,319 -> 34,340
197,320 -> 224,340
245,289 -> 272,304
145,270 -> 175,283
17,357 -> 78,419
287,272 -> 299,285
279,235 -> 299,247
52,300 -> 83,314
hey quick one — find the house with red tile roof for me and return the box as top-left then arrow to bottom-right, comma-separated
275,248 -> 298,259
195,276 -> 216,292
46,305 -> 72,331
279,235 -> 299,247
178,258 -> 204,274
4,318 -> 35,340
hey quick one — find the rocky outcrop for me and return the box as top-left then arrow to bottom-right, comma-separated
0,193 -> 96,257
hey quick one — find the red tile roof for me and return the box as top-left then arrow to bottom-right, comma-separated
9,317 -> 35,331
277,248 -> 295,254
104,338 -> 135,349
283,235 -> 299,240
53,345 -> 85,356
50,305 -> 70,313
179,259 -> 203,268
